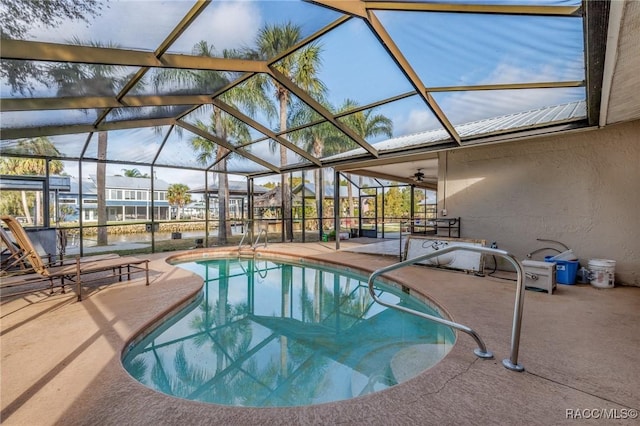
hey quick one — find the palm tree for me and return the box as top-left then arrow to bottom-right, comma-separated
121,168 -> 149,178
48,38 -> 136,245
288,101 -> 338,231
254,22 -> 326,241
167,183 -> 191,220
289,98 -> 392,230
334,99 -> 393,219
0,137 -> 64,224
156,41 -> 273,244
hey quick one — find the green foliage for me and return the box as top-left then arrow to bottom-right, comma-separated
252,21 -> 326,240
57,204 -> 76,222
0,138 -> 65,222
1,0 -> 102,40
165,39 -> 270,242
383,187 -> 405,218
262,182 -> 277,189
290,176 -> 306,188
0,137 -> 63,175
333,98 -> 393,149
121,168 -> 149,178
167,184 -> 192,220
0,191 -> 24,217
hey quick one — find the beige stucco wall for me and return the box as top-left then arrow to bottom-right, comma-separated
437,120 -> 639,286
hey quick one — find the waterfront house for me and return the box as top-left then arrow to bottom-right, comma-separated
65,175 -> 171,222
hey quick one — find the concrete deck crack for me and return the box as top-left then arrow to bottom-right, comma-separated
526,370 -> 639,411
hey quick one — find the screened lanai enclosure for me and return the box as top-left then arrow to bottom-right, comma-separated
1,0 -> 608,258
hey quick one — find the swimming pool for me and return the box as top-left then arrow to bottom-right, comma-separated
123,256 -> 454,407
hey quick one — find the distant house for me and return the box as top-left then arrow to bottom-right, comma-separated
189,180 -> 269,219
65,175 -> 171,222
182,200 -> 207,219
291,183 -> 357,201
61,177 -> 97,222
253,183 -> 360,219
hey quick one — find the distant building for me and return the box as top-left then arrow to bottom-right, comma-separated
65,175 -> 171,222
189,180 -> 270,219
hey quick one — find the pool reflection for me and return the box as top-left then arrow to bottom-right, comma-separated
123,258 -> 454,407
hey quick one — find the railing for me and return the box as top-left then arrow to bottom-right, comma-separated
237,258 -> 270,280
237,220 -> 267,252
255,259 -> 269,279
238,220 -> 254,250
253,229 -> 268,249
367,245 -> 526,371
399,220 -> 407,260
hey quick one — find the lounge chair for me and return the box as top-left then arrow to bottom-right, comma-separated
1,224 -> 58,274
1,215 -> 149,301
1,225 -> 29,273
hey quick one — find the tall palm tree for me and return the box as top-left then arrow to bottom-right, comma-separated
334,99 -> 393,219
289,98 -> 392,230
188,106 -> 254,243
156,41 -> 273,244
48,38 -> 136,245
254,22 -> 326,241
288,101 -> 339,230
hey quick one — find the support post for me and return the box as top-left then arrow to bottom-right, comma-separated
301,170 -> 306,243
318,169 -> 324,241
205,171 -> 210,247
151,165 -> 155,253
334,169 -> 340,250
78,160 -> 84,257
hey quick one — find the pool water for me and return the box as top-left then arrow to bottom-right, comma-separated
122,257 -> 454,407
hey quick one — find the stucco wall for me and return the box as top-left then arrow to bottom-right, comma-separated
437,120 -> 639,286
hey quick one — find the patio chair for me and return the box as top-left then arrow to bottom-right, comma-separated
1,223 -> 64,275
1,225 -> 29,273
1,215 -> 149,301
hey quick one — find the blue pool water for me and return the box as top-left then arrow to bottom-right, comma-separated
122,257 -> 454,407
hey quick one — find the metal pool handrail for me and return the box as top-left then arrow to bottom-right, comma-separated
253,229 -> 268,249
367,245 -> 527,371
238,220 -> 254,249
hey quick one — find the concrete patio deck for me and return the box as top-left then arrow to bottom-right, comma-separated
1,242 -> 638,425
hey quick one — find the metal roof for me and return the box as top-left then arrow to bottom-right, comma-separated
89,175 -> 171,191
327,100 -> 587,160
0,175 -> 71,191
292,182 -> 358,198
190,180 -> 270,195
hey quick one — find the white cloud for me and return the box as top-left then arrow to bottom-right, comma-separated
169,2 -> 262,53
19,1 -> 262,55
24,1 -> 196,50
395,108 -> 440,136
391,61 -> 584,137
437,62 -> 584,125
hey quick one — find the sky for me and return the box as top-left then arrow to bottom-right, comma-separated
1,0 -> 586,188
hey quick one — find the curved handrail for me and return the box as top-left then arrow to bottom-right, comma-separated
253,229 -> 267,249
238,220 -> 253,249
255,260 -> 269,279
367,245 -> 527,371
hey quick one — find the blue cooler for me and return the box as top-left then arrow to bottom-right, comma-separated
545,256 -> 579,285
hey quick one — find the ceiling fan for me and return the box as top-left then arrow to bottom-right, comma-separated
411,169 -> 425,182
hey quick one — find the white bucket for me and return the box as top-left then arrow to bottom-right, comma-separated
588,259 -> 616,289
